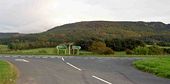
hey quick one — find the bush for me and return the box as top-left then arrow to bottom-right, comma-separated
88,41 -> 114,55
99,47 -> 114,55
133,45 -> 165,55
126,49 -> 134,55
148,45 -> 164,55
133,46 -> 150,55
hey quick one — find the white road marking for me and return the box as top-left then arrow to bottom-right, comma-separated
92,75 -> 112,84
15,59 -> 29,63
66,62 -> 82,71
62,57 -> 65,61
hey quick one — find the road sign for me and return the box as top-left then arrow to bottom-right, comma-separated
56,45 -> 67,49
72,46 -> 81,50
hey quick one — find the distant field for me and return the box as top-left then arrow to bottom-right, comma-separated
146,45 -> 170,49
0,45 -> 170,57
0,45 -> 92,55
134,57 -> 170,79
0,45 -> 108,56
0,61 -> 18,84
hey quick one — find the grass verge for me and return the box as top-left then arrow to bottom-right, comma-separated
133,57 -> 170,79
0,60 -> 18,84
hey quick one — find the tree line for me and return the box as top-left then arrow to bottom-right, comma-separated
75,38 -> 145,51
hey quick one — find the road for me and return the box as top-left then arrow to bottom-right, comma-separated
0,55 -> 170,84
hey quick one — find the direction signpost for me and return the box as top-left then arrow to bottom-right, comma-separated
56,45 -> 67,54
56,45 -> 81,55
72,46 -> 81,55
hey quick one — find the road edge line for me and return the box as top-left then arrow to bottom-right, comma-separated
66,62 -> 82,71
92,75 -> 112,84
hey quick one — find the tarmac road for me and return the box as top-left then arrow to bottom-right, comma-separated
0,55 -> 170,84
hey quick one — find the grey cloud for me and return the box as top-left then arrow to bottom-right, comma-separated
0,0 -> 170,33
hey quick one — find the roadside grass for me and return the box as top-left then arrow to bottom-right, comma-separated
133,57 -> 170,79
0,60 -> 18,84
8,48 -> 57,55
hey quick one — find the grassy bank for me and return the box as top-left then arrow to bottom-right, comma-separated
133,57 -> 170,79
0,60 -> 18,84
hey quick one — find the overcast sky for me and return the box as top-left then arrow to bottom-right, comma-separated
0,0 -> 170,33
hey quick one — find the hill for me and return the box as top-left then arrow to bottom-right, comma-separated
42,21 -> 170,42
1,21 -> 170,45
0,33 -> 20,39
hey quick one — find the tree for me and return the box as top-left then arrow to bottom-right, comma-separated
105,39 -> 145,51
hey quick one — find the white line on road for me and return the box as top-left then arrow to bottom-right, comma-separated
92,75 -> 112,84
62,57 -> 65,61
66,62 -> 82,71
15,59 -> 29,63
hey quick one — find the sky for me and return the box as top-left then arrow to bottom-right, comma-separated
0,0 -> 170,33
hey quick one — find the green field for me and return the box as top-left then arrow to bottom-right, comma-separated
0,61 -> 18,84
133,57 -> 170,79
0,45 -> 109,56
146,45 -> 170,49
0,45 -> 58,55
0,45 -> 170,57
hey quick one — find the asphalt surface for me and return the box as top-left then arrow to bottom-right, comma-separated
0,55 -> 170,84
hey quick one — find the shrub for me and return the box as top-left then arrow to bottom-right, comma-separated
133,45 -> 165,55
88,41 -> 114,55
133,46 -> 150,55
148,45 -> 164,55
126,49 -> 134,55
99,47 -> 114,55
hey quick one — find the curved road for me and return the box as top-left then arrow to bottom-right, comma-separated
0,55 -> 170,84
